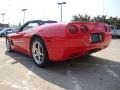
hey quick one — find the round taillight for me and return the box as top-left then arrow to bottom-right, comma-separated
68,25 -> 78,34
80,25 -> 88,33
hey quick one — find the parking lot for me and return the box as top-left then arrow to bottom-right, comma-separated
0,37 -> 120,90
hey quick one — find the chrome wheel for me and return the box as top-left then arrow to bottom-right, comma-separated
6,39 -> 11,51
32,41 -> 44,65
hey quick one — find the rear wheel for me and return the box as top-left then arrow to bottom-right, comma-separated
6,38 -> 12,52
31,38 -> 49,67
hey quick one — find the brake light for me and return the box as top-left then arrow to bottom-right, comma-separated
68,25 -> 78,34
80,25 -> 88,33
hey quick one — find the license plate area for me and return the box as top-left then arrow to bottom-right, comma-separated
90,33 -> 102,43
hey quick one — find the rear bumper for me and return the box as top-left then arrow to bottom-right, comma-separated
63,33 -> 111,60
48,33 -> 111,61
62,41 -> 110,60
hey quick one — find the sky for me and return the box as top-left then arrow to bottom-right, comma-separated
0,0 -> 119,25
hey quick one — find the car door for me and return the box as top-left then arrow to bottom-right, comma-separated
116,29 -> 120,36
11,22 -> 39,53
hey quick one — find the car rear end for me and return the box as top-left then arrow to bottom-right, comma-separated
62,21 -> 112,60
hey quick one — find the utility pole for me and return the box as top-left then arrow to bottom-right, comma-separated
103,0 -> 104,15
21,9 -> 27,24
57,2 -> 66,22
1,13 -> 5,24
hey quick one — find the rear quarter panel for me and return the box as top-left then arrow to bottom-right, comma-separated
27,23 -> 67,60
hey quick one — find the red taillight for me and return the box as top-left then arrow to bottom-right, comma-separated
80,25 -> 88,33
68,25 -> 78,34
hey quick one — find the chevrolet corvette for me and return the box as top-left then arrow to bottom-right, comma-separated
6,20 -> 112,67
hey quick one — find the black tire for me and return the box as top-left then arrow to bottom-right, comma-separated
6,38 -> 12,52
31,38 -> 49,67
119,36 -> 120,39
1,33 -> 5,37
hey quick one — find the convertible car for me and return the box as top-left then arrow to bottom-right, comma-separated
6,20 -> 112,67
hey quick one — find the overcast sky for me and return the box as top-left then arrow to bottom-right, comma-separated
0,0 -> 119,25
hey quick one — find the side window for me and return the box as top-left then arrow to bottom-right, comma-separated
23,23 -> 39,31
6,29 -> 12,32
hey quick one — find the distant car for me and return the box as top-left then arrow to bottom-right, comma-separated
0,28 -> 13,37
12,28 -> 19,33
6,20 -> 111,67
111,25 -> 120,38
0,28 -> 3,31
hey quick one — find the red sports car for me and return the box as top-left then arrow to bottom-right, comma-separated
6,20 -> 112,67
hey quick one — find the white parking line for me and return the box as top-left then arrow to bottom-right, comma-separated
72,63 -> 120,79
0,80 -> 27,90
22,65 -> 35,89
0,58 -> 14,68
0,65 -> 35,90
67,66 -> 83,90
104,66 -> 119,79
6,59 -> 16,64
73,63 -> 120,68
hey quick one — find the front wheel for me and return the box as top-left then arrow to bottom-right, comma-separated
1,33 -> 5,37
31,38 -> 49,67
6,38 -> 12,52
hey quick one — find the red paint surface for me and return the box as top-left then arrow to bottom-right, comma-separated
7,21 -> 112,61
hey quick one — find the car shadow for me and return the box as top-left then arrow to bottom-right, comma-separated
112,36 -> 120,39
5,51 -> 120,90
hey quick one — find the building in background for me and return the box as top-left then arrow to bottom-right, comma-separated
0,23 -> 9,28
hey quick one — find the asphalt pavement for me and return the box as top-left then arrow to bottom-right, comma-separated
0,37 -> 120,90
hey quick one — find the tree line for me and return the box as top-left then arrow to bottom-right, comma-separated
72,14 -> 120,28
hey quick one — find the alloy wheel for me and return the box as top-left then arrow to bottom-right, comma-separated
32,41 -> 44,64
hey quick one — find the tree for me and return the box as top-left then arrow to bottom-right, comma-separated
72,14 -> 91,21
92,15 -> 107,23
72,14 -> 120,28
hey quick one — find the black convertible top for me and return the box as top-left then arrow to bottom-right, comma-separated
19,20 -> 57,31
27,20 -> 57,25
